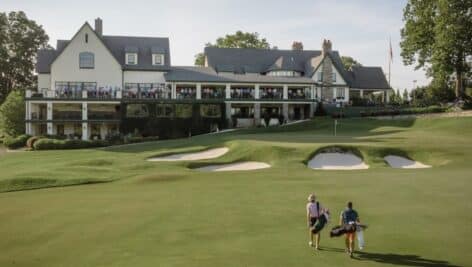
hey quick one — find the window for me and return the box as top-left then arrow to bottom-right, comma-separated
156,104 -> 173,117
332,72 -> 337,82
317,72 -> 323,82
152,54 -> 164,65
79,52 -> 94,69
85,34 -> 88,43
336,88 -> 345,99
200,104 -> 221,118
126,53 -> 137,65
175,104 -> 193,118
126,104 -> 149,118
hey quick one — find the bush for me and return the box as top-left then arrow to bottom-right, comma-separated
3,134 -> 31,149
26,136 -> 42,149
0,91 -> 25,137
33,138 -> 109,150
124,136 -> 159,144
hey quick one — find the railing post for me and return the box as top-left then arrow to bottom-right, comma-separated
116,90 -> 122,99
196,83 -> 202,100
225,84 -> 231,99
82,123 -> 89,140
82,102 -> 88,121
283,85 -> 288,100
82,90 -> 88,99
254,84 -> 260,100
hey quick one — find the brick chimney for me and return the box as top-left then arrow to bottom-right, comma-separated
95,18 -> 103,37
321,39 -> 332,56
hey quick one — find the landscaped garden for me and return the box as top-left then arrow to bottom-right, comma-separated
0,116 -> 471,266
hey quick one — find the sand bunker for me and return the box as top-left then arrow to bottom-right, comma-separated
384,155 -> 431,169
148,147 -> 229,162
195,161 -> 271,172
308,153 -> 369,170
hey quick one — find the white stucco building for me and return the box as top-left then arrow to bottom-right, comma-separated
26,18 -> 392,140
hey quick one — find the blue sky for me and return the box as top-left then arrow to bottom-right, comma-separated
4,0 -> 429,90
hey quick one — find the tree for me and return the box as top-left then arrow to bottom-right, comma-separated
194,31 -> 270,65
403,89 -> 409,102
0,90 -> 25,137
0,11 -> 49,104
292,41 -> 303,51
400,0 -> 472,98
341,56 -> 362,70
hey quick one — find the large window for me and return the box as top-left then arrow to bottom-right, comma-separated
267,71 -> 301,77
336,88 -> 345,99
126,104 -> 149,118
156,104 -> 173,117
79,52 -> 94,69
175,104 -> 193,118
200,104 -> 221,118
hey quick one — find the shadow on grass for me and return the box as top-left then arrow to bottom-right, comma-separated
353,251 -> 460,267
320,247 -> 459,267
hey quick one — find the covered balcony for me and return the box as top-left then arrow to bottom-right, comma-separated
230,86 -> 254,99
288,87 -> 311,100
53,103 -> 82,120
88,104 -> 121,120
260,86 -> 283,100
176,85 -> 196,100
201,85 -> 225,99
123,83 -> 171,99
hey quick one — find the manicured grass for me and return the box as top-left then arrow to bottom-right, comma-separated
0,117 -> 471,266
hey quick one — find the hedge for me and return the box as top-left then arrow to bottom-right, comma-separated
125,136 -> 160,144
3,134 -> 31,149
359,106 -> 447,117
33,138 -> 109,150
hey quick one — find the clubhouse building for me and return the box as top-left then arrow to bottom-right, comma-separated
25,18 -> 391,140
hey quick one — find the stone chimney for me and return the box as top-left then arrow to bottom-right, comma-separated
322,39 -> 332,56
95,18 -> 103,37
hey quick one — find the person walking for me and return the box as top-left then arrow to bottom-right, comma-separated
306,193 -> 324,250
339,201 -> 360,257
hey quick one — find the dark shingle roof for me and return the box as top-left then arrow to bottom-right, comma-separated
349,66 -> 390,89
36,31 -> 171,73
165,66 -> 314,84
205,47 -> 321,74
102,35 -> 171,70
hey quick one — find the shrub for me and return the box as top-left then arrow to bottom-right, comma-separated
33,138 -> 109,150
3,134 -> 31,149
124,136 -> 159,144
314,102 -> 326,116
26,136 -> 42,149
0,91 -> 25,137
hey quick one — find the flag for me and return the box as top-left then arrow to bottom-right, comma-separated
389,37 -> 393,63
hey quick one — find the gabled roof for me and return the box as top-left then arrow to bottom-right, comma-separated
36,22 -> 171,73
349,66 -> 391,89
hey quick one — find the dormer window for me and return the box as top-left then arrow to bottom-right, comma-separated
332,72 -> 337,82
267,70 -> 301,77
152,54 -> 164,65
126,53 -> 138,65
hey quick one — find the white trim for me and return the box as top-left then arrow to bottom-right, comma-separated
126,53 -> 138,65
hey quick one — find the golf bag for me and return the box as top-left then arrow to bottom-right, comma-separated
329,224 -> 356,237
311,213 -> 328,234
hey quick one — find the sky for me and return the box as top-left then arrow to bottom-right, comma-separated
3,0 -> 430,90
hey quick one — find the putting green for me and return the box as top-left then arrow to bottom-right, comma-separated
0,117 -> 471,267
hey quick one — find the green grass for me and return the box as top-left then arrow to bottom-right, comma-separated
0,117 -> 471,266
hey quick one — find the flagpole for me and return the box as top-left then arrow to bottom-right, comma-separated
388,37 -> 392,87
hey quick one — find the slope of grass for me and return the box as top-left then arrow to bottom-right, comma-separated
0,117 -> 471,266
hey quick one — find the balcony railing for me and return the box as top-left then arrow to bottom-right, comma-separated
230,88 -> 254,99
123,89 -> 171,99
288,89 -> 311,100
26,89 -> 122,99
260,88 -> 283,100
176,88 -> 196,100
88,112 -> 120,120
201,88 -> 225,99
53,111 -> 82,120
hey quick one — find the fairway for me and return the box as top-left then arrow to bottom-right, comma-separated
0,117 -> 471,267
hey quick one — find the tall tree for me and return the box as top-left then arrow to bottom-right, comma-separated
194,31 -> 270,66
400,0 -> 472,98
291,41 -> 303,51
0,11 -> 49,104
341,56 -> 362,70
